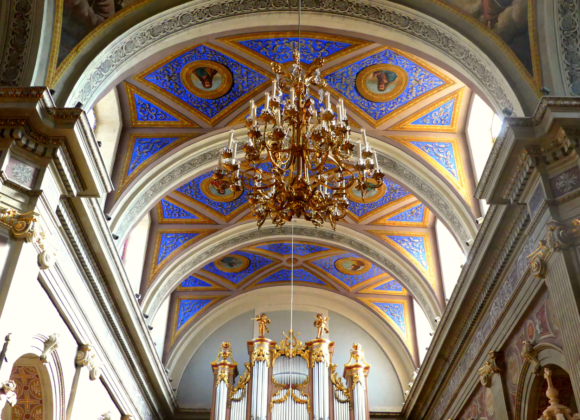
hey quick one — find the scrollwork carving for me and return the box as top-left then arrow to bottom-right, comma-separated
521,341 -> 541,375
76,344 -> 102,381
478,351 -> 503,387
40,333 -> 59,364
527,220 -> 580,278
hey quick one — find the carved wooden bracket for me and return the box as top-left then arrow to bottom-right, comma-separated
527,220 -> 580,278
478,351 -> 503,387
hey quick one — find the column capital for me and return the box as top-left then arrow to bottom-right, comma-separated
478,351 -> 503,387
527,220 -> 580,278
75,344 -> 102,381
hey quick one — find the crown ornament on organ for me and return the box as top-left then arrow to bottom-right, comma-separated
212,50 -> 384,230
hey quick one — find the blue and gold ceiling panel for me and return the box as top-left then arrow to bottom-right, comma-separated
117,134 -> 198,198
135,44 -> 270,126
157,196 -> 215,224
346,179 -> 411,222
149,229 -> 216,285
171,296 -> 225,345
176,171 -> 248,222
389,88 -> 465,133
246,268 -> 334,291
359,277 -> 406,295
124,83 -> 198,128
368,230 -> 435,288
307,252 -> 389,291
371,200 -> 429,227
358,297 -> 412,351
323,47 -> 454,128
177,275 -> 227,291
201,251 -> 277,287
220,32 -> 372,66
390,136 -> 468,200
253,242 -> 331,257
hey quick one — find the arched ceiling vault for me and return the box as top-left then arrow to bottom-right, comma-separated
109,132 -> 477,249
166,286 -> 416,393
142,222 -> 443,328
56,3 -> 529,116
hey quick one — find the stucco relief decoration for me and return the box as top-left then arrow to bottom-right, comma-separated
75,344 -> 102,381
6,159 -> 36,189
0,0 -> 34,87
527,220 -> 580,278
40,333 -> 59,364
555,171 -> 578,193
0,380 -> 17,412
478,351 -> 503,387
521,340 -> 541,375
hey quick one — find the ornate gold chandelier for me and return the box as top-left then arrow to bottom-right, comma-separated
212,50 -> 384,229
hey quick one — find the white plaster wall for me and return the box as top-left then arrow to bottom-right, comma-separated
177,309 -> 403,412
435,219 -> 465,300
413,299 -> 433,365
122,213 -> 151,293
71,371 -> 120,420
93,88 -> 122,179
150,297 -> 170,359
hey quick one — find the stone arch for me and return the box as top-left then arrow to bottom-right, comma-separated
143,221 -> 442,331
1,334 -> 65,420
517,344 -> 569,420
110,131 -> 477,254
53,2 -> 527,116
167,286 -> 415,394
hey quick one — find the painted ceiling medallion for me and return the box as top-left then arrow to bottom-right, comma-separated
220,32 -> 372,66
135,44 -> 270,126
389,88 -> 465,132
323,47 -> 454,128
214,254 -> 251,273
334,256 -> 372,276
124,83 -> 198,127
201,251 -> 275,287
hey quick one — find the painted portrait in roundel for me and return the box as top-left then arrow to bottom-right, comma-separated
181,61 -> 233,100
215,254 -> 250,273
356,64 -> 408,103
335,257 -> 372,276
347,181 -> 386,204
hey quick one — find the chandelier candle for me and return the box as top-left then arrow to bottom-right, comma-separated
212,50 -> 384,229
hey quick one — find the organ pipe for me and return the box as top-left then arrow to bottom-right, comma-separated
209,314 -> 371,420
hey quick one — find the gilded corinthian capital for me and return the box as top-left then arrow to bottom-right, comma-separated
478,351 -> 503,387
528,220 -> 580,278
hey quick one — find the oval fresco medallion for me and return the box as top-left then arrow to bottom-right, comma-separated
201,177 -> 237,202
347,181 -> 386,204
215,254 -> 250,273
547,296 -> 559,332
506,346 -> 521,391
356,64 -> 408,103
181,60 -> 233,99
485,387 -> 494,417
334,257 -> 372,276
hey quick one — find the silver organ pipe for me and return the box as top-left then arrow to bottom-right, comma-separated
209,315 -> 372,420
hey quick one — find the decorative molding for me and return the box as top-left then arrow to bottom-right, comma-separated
557,0 -> 580,95
40,333 -> 59,364
0,0 -> 34,86
527,220 -> 580,278
75,344 -> 102,381
115,147 -> 472,247
148,225 -> 441,332
477,351 -> 503,387
68,0 -> 516,116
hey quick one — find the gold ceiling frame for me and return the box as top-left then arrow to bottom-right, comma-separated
170,295 -> 226,345
388,135 -> 468,201
345,188 -> 412,223
371,199 -> 430,227
357,296 -> 414,353
321,46 -> 455,129
219,31 -> 373,68
134,43 -> 272,126
156,196 -> 216,225
388,87 -> 465,133
198,254 -> 281,289
124,83 -> 199,128
148,228 -> 217,285
176,272 -> 228,292
245,265 -> 335,291
357,276 -> 408,296
116,133 -> 199,199
367,230 -> 436,289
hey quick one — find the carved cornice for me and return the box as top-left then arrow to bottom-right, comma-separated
476,98 -> 580,200
69,0 -> 516,116
527,220 -> 580,278
478,351 -> 503,387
